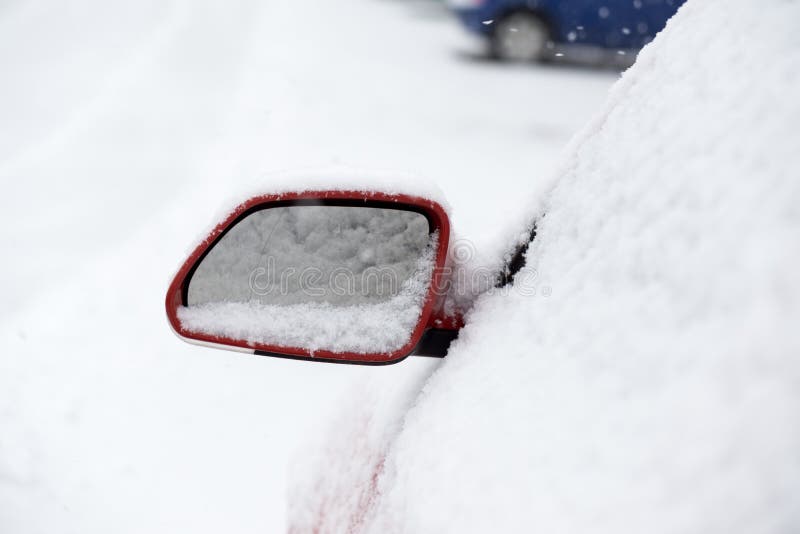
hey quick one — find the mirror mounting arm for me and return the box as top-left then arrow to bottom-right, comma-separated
497,223 -> 537,288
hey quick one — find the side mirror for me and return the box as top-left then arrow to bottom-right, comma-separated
165,190 -> 457,364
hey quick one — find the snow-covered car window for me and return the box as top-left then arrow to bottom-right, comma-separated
178,205 -> 437,354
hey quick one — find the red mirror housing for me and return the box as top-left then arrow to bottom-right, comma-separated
165,190 -> 455,365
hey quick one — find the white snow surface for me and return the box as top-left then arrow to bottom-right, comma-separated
0,1 -> 615,532
290,1 -> 800,533
179,295 -> 421,355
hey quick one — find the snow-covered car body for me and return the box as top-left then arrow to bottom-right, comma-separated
289,0 -> 800,532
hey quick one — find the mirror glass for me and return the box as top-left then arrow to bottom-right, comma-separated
178,204 -> 436,355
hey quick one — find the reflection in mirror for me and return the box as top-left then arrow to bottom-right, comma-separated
177,205 -> 436,354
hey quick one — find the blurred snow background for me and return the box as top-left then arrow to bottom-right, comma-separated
0,0 -> 615,532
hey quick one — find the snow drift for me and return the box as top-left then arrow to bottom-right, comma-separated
290,0 -> 800,532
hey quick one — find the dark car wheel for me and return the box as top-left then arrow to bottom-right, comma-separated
490,12 -> 549,62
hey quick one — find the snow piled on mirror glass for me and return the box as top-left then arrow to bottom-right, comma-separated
180,206 -> 437,354
290,0 -> 800,532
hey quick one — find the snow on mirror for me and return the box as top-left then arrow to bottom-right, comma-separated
178,204 -> 436,354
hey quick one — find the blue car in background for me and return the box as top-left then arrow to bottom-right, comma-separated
448,0 -> 686,62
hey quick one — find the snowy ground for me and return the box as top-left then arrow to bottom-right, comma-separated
0,0 -> 615,531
